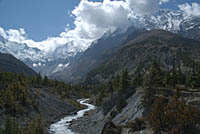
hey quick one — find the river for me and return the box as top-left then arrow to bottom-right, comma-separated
49,99 -> 95,134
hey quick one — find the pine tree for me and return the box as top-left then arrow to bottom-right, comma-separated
121,69 -> 129,91
37,114 -> 46,134
164,72 -> 170,87
5,88 -> 15,113
43,75 -> 48,86
108,81 -> 114,94
145,61 -> 164,87
36,73 -> 42,87
116,91 -> 126,112
132,72 -> 143,86
5,116 -> 20,134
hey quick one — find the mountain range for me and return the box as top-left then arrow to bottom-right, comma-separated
85,29 -> 200,84
0,9 -> 200,83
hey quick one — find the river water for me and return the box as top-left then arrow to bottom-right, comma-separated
49,99 -> 95,134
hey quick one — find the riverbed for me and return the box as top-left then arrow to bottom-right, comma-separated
49,99 -> 95,134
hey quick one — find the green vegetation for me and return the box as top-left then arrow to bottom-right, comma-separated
0,71 -> 90,133
23,114 -> 46,134
91,59 -> 200,133
3,114 -> 46,134
142,61 -> 200,133
148,94 -> 200,134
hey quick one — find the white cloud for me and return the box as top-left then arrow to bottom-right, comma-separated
6,28 -> 27,42
126,0 -> 162,15
178,3 -> 200,17
159,0 -> 170,5
0,0 -> 174,55
71,0 -> 131,39
24,37 -> 70,53
33,63 -> 38,67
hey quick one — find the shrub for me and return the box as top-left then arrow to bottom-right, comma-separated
148,95 -> 200,133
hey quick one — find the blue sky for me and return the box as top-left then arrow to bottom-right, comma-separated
0,0 -> 200,44
160,0 -> 200,9
0,0 -> 80,41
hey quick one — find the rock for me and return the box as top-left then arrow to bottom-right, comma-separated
101,121 -> 121,134
74,112 -> 78,115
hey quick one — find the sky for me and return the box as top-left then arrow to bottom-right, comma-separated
0,0 -> 200,53
0,0 -> 80,41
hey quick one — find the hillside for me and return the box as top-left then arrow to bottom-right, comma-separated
85,29 -> 200,84
0,71 -> 89,133
52,28 -> 146,83
0,53 -> 37,76
69,59 -> 200,134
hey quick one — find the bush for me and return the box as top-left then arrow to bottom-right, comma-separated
110,110 -> 118,119
148,95 -> 200,133
126,118 -> 146,132
116,93 -> 127,112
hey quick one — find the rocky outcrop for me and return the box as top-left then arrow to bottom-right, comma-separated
29,88 -> 79,125
70,87 -> 200,134
111,88 -> 144,126
101,121 -> 121,134
69,87 -> 146,134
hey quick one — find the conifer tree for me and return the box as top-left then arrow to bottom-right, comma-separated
108,81 -> 114,94
145,61 -> 164,87
121,69 -> 129,91
5,116 -> 20,134
5,88 -> 15,113
36,73 -> 42,87
43,75 -> 48,86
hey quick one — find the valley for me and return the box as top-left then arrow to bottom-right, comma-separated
1,28 -> 200,134
1,1 -> 200,134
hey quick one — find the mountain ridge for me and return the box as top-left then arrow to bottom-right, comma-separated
85,29 -> 200,84
0,9 -> 200,82
0,52 -> 37,76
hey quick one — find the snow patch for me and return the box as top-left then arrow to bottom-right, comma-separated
52,63 -> 70,74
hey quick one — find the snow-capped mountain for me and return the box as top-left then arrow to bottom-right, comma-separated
139,9 -> 184,32
133,9 -> 200,40
50,9 -> 200,82
0,36 -> 46,63
0,35 -> 87,76
0,9 -> 200,78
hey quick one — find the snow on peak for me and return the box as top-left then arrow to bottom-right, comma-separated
0,8 -> 200,76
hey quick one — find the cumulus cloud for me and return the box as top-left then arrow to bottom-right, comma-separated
6,28 -> 27,42
178,3 -> 200,17
0,27 -> 68,53
71,0 -> 131,39
0,0 -> 173,54
126,0 -> 162,15
0,27 -> 27,42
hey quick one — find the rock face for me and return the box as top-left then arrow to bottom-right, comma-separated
69,87 -> 146,134
69,109 -> 105,134
111,88 -> 144,126
29,88 -> 78,125
70,87 -> 200,134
